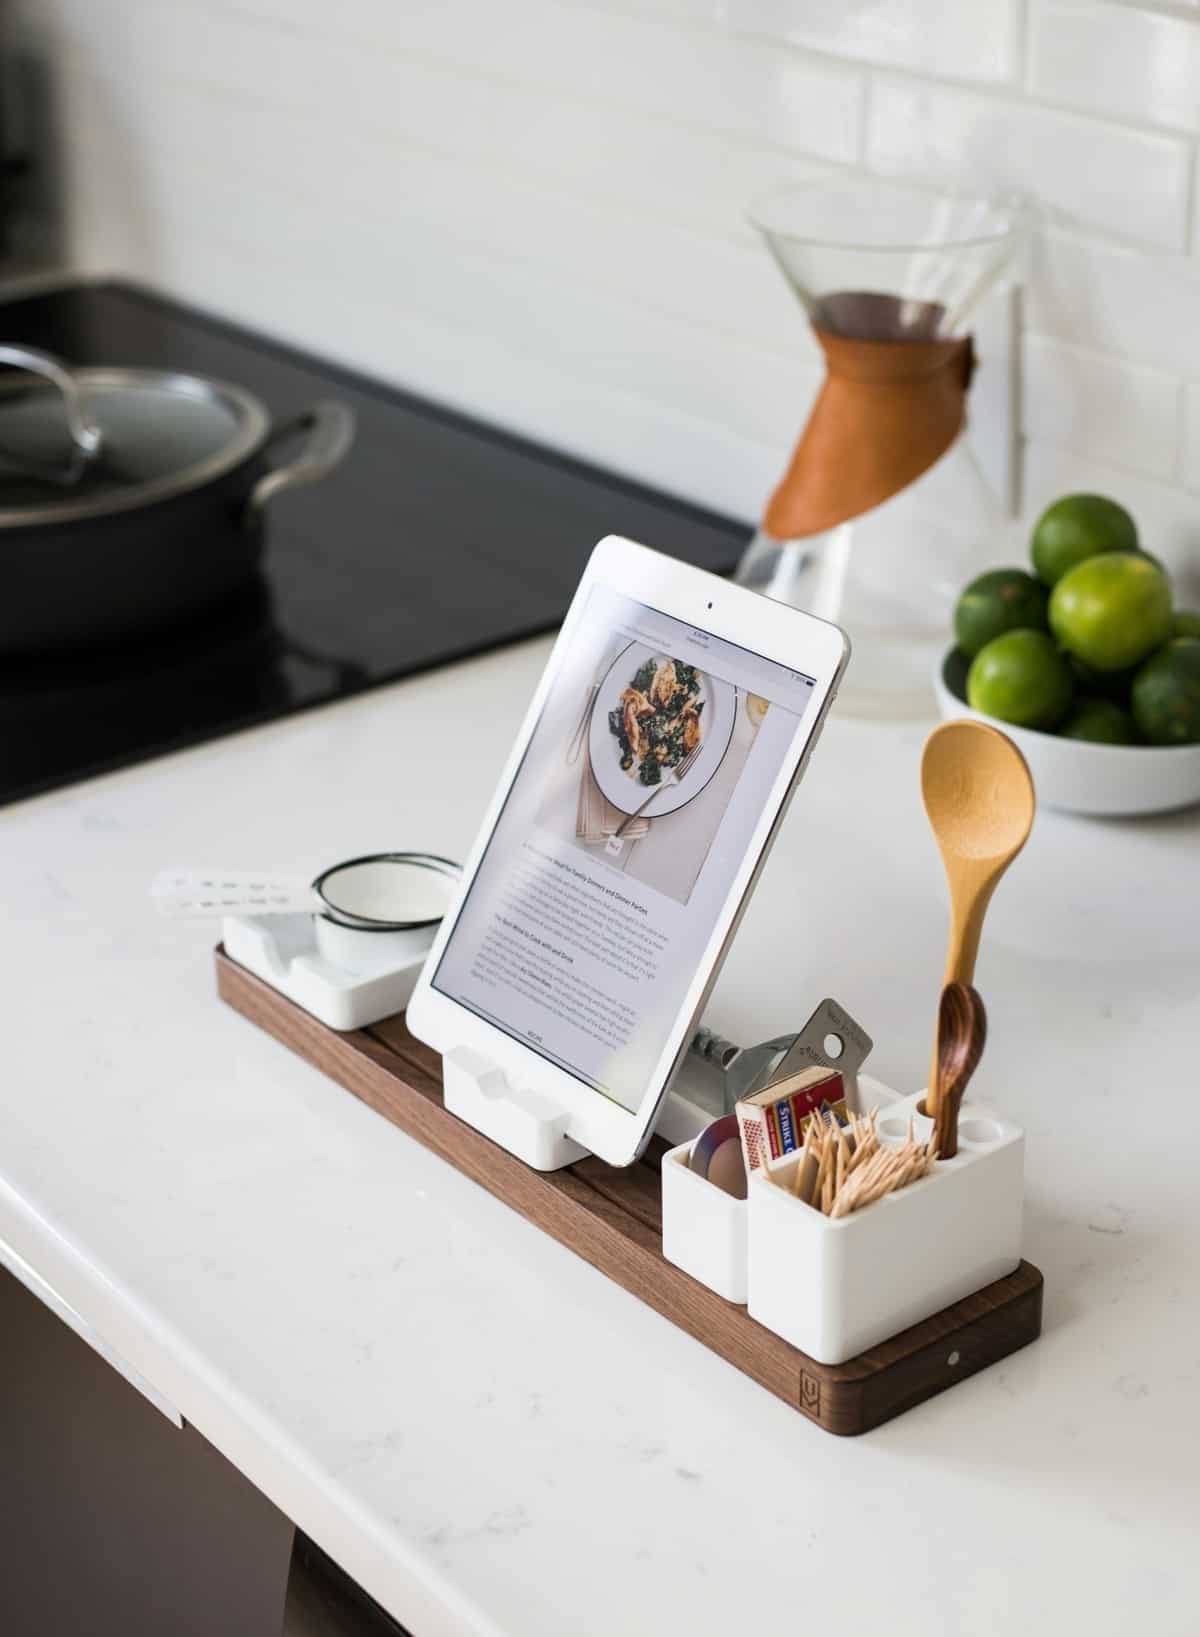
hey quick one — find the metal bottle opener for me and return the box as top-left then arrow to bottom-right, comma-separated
689,997 -> 873,1111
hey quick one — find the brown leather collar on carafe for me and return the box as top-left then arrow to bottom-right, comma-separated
763,324 -> 977,542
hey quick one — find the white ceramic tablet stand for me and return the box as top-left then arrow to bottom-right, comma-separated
442,1048 -> 591,1169
442,1044 -> 723,1169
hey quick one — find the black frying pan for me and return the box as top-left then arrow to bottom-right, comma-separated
0,344 -> 354,654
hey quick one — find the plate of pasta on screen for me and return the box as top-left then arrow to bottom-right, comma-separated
588,643 -> 737,817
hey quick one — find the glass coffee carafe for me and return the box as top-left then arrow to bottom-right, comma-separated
736,179 -> 1021,718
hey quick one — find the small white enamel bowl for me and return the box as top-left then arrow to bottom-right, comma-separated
935,649 -> 1200,817
312,853 -> 461,974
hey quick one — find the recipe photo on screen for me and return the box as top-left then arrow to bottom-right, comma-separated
433,585 -> 819,1113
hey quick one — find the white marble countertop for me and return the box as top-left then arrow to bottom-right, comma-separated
3,636 -> 1199,1637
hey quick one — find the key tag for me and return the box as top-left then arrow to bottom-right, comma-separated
753,997 -> 873,1103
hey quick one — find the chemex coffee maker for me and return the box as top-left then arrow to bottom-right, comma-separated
736,178 -> 1022,719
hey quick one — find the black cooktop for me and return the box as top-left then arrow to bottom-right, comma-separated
0,280 -> 747,806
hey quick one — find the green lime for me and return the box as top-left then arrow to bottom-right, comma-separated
1049,552 -> 1172,672
1173,609 -> 1200,639
1059,698 -> 1138,745
967,629 -> 1074,730
1131,638 -> 1200,745
1030,494 -> 1138,586
954,568 -> 1048,658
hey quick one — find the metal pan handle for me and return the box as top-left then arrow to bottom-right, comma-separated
0,343 -> 104,465
245,400 -> 355,519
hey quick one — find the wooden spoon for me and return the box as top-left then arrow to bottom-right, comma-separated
927,982 -> 987,1159
921,720 -> 1034,1116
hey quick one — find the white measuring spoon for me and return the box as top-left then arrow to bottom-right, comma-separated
152,868 -> 321,918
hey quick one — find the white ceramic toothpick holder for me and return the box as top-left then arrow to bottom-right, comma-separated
661,1075 -> 1024,1364
749,1088 -> 1024,1363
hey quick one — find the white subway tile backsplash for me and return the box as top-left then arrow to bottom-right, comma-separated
54,64 -> 810,516
17,0 -> 1200,551
55,60 -> 818,364
169,222 -> 792,522
1180,385 -> 1200,496
1023,335 -> 1180,480
728,0 -> 1020,83
48,0 -> 864,165
867,78 -> 1192,249
1029,2 -> 1200,134
1027,232 -> 1200,378
396,0 -> 865,164
39,0 -> 845,245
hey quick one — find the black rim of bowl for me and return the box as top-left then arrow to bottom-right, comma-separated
313,852 -> 461,931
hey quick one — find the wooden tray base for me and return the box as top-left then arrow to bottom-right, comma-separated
216,949 -> 1042,1437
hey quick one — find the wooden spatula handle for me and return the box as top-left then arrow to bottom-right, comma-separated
932,1085 -> 965,1160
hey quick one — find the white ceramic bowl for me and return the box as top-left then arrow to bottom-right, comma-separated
312,852 -> 460,975
934,649 -> 1200,817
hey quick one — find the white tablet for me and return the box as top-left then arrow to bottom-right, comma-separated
407,535 -> 849,1167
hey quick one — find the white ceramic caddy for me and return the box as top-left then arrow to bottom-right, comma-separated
935,648 -> 1200,817
662,1074 -> 1024,1364
223,913 -> 433,1033
156,853 -> 461,1032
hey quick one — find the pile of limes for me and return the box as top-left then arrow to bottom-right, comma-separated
953,494 -> 1200,746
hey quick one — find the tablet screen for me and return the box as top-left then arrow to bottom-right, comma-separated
432,585 -> 819,1114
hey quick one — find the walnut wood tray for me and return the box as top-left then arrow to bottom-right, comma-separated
216,949 -> 1043,1436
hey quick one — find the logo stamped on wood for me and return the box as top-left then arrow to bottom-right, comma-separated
800,1370 -> 821,1419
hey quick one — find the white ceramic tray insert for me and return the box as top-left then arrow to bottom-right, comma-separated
222,914 -> 428,1032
